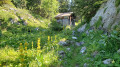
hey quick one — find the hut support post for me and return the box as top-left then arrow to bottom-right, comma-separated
70,16 -> 71,26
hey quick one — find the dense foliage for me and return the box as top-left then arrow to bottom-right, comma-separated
59,0 -> 70,12
72,0 -> 107,22
0,0 -> 59,18
26,0 -> 59,18
1,0 -> 120,67
0,0 -> 13,5
49,19 -> 63,31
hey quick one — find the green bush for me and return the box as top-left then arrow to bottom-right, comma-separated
115,0 -> 120,7
12,0 -> 27,8
49,20 -> 63,31
0,0 -> 12,5
0,10 -> 16,22
104,31 -> 120,53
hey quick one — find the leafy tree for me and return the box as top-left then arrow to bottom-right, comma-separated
0,0 -> 13,5
58,0 -> 70,12
12,0 -> 27,8
26,0 -> 41,11
72,0 -> 107,22
27,0 -> 59,18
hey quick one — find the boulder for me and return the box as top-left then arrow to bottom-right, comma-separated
89,26 -> 95,30
77,24 -> 87,33
80,46 -> 86,53
9,8 -> 15,10
85,30 -> 89,35
20,17 -> 24,20
72,37 -> 77,40
59,51 -> 65,58
117,49 -> 120,54
35,27 -> 39,31
58,41 -> 67,46
91,51 -> 99,57
103,59 -> 112,64
66,48 -> 71,51
76,41 -> 84,46
10,19 -> 15,24
16,22 -> 20,25
23,21 -> 28,25
59,51 -> 65,55
75,64 -> 79,67
83,63 -> 88,67
72,30 -> 75,36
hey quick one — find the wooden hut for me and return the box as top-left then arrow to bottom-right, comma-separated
55,12 -> 76,26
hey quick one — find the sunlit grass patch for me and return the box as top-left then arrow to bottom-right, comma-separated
0,46 -> 19,66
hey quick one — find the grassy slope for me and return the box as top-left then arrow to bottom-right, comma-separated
0,4 -> 58,67
0,4 -> 120,67
0,4 -> 73,67
60,23 -> 120,67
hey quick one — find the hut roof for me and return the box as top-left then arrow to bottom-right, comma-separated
55,12 -> 73,19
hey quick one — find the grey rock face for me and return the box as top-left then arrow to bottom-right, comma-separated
77,24 -> 87,33
103,59 -> 112,64
90,0 -> 120,29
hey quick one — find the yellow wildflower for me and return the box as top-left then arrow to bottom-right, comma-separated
20,53 -> 24,56
20,49 -> 23,52
48,36 -> 50,42
25,47 -> 27,50
32,41 -> 33,49
20,58 -> 24,62
0,64 -> 1,66
24,42 -> 28,46
55,35 -> 56,41
37,38 -> 41,50
112,60 -> 115,63
20,43 -> 22,46
25,51 -> 27,53
21,64 -> 24,67
51,36 -> 52,41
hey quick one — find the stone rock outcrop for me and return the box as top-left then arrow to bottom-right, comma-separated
103,59 -> 112,64
77,24 -> 87,32
80,46 -> 86,53
90,0 -> 120,29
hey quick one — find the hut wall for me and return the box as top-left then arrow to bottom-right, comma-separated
63,19 -> 69,26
